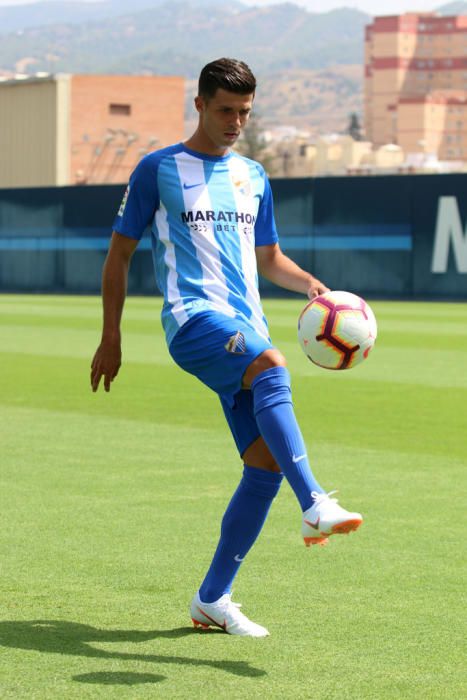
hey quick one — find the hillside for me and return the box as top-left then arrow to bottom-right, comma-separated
184,64 -> 363,136
437,1 -> 467,13
0,2 -> 368,76
0,1 -> 367,133
0,0 -> 230,35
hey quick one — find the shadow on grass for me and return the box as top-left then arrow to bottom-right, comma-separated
73,671 -> 166,685
0,620 -> 266,681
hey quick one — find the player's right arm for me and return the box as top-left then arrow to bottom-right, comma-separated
91,232 -> 138,393
91,153 -> 159,392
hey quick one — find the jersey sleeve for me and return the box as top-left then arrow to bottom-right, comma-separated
254,171 -> 279,247
113,154 -> 160,240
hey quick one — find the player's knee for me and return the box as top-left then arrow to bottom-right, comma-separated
242,436 -> 281,472
243,349 -> 287,387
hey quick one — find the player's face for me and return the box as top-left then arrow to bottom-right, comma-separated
195,89 -> 254,155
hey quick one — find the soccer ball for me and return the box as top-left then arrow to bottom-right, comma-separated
297,291 -> 377,370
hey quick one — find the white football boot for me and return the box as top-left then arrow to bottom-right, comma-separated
191,592 -> 269,637
302,490 -> 363,547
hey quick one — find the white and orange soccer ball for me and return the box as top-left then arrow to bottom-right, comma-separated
298,291 -> 377,370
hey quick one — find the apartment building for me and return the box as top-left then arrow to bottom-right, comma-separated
364,12 -> 467,159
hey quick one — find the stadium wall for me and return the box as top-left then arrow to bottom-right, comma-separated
0,174 -> 466,298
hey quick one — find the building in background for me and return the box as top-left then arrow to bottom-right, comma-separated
313,135 -> 373,176
258,130 -> 408,177
364,12 -> 467,161
0,73 -> 184,188
258,126 -> 316,178
396,91 -> 467,161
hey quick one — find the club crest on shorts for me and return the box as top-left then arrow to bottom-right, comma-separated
225,331 -> 247,354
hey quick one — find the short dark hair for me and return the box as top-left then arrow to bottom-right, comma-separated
198,58 -> 256,100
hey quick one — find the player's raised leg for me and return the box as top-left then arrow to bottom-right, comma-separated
244,350 -> 363,545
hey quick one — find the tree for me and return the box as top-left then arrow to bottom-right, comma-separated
236,114 -> 275,174
347,112 -> 362,141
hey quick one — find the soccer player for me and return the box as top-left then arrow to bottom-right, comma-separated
91,58 -> 363,637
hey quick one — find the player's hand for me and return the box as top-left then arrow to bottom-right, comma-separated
90,336 -> 122,392
307,277 -> 330,300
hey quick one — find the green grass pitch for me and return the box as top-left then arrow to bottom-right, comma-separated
0,294 -> 465,699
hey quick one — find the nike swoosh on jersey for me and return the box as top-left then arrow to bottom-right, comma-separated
183,182 -> 204,190
292,454 -> 307,463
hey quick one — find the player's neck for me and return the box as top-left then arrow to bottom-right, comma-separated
184,131 -> 230,158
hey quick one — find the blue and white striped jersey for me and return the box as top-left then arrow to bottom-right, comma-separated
114,143 -> 279,345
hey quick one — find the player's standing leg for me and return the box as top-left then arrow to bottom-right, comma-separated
191,465 -> 282,637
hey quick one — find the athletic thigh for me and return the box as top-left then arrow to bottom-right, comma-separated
220,389 -> 261,457
169,311 -> 273,406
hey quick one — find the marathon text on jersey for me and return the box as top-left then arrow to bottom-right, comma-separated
181,210 -> 257,225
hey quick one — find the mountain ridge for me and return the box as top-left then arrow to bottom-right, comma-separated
0,1 -> 369,76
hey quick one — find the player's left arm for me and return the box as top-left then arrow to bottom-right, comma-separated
256,243 -> 329,299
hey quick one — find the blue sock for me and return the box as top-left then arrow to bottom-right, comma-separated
198,466 -> 283,604
251,366 -> 324,512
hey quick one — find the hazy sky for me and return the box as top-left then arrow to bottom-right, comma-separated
0,0 -> 447,14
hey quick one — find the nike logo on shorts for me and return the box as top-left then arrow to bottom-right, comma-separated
183,182 -> 203,190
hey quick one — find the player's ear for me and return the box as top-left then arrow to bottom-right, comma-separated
194,95 -> 205,114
